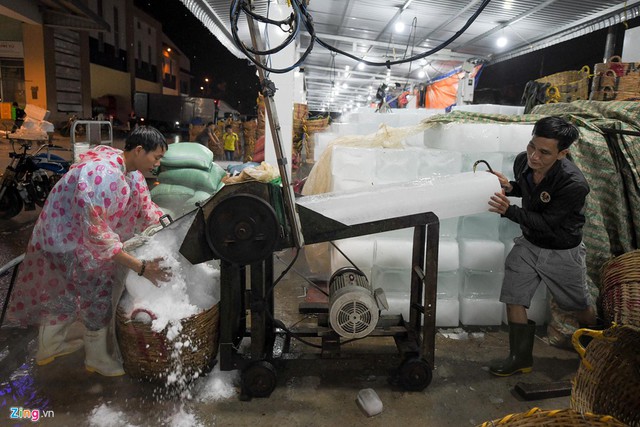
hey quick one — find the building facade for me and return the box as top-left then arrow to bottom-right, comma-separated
0,0 -> 190,127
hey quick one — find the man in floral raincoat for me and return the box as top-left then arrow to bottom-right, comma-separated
8,126 -> 171,376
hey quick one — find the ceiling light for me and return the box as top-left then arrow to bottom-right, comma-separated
345,65 -> 350,71
418,69 -> 426,78
357,62 -> 365,70
395,22 -> 405,33
496,36 -> 508,47
342,83 -> 348,88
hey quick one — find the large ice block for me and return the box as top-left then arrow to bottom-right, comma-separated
331,178 -> 374,192
424,123 -> 501,152
374,238 -> 413,269
416,149 -> 462,177
459,296 -> 503,326
374,148 -> 419,184
436,298 -> 460,327
461,270 -> 504,299
331,146 -> 378,181
502,153 -> 518,180
297,172 -> 501,226
459,239 -> 505,271
371,266 -> 410,293
329,237 -> 375,278
440,217 -> 459,238
459,212 -> 500,240
313,132 -> 337,162
499,124 -> 534,152
438,270 -> 461,299
384,292 -> 460,327
438,238 -> 460,272
499,218 -> 522,242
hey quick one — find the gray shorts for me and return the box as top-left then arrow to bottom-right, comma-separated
500,236 -> 590,311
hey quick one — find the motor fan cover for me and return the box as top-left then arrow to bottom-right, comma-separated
328,267 -> 379,339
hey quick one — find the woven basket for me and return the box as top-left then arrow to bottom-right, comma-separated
536,67 -> 590,103
600,249 -> 640,326
115,303 -> 220,382
571,325 -> 640,426
591,56 -> 640,101
594,56 -> 640,77
476,407 -> 626,426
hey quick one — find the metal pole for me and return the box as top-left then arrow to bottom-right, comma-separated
603,26 -> 617,62
245,10 -> 304,249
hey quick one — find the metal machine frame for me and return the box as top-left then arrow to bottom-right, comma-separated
180,181 -> 439,399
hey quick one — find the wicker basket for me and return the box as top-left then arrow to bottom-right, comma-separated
476,407 -> 626,426
536,67 -> 590,103
600,249 -> 640,327
115,303 -> 220,382
591,56 -> 640,101
571,325 -> 640,426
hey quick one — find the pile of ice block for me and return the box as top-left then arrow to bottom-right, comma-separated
314,108 -> 548,327
313,108 -> 445,162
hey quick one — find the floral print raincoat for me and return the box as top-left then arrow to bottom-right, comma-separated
8,145 -> 163,329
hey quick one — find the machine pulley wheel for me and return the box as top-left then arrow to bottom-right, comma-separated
241,361 -> 277,398
398,357 -> 433,391
206,194 -> 279,264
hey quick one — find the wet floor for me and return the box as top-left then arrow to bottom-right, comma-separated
0,132 -> 584,427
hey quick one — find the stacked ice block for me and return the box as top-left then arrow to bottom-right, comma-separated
313,111 -> 547,326
313,108 -> 445,162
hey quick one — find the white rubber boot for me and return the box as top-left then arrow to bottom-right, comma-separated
84,328 -> 125,377
36,320 -> 84,366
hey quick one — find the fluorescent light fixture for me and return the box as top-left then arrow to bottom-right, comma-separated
395,22 -> 405,33
497,36 -> 508,47
357,62 -> 365,70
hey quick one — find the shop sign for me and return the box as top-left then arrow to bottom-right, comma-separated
0,41 -> 24,59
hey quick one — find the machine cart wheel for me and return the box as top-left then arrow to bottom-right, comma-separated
241,360 -> 277,398
398,357 -> 433,391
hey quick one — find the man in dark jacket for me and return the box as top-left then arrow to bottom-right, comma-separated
487,116 -> 597,377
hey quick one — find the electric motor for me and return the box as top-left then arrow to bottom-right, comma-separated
328,267 -> 387,339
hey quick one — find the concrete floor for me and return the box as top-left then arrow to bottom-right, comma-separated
0,131 -> 584,427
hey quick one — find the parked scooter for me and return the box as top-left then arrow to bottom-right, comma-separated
0,140 -> 71,219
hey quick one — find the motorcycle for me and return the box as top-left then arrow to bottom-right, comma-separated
0,140 -> 71,219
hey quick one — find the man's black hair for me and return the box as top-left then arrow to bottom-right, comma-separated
124,126 -> 168,152
532,116 -> 579,151
206,121 -> 214,126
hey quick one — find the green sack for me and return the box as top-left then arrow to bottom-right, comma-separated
150,183 -> 195,198
185,190 -> 214,208
161,142 -> 213,171
150,183 -> 198,219
158,162 -> 225,193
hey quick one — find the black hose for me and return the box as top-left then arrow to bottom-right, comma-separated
229,0 -> 492,73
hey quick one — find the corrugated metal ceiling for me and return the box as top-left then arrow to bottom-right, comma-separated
181,0 -> 640,112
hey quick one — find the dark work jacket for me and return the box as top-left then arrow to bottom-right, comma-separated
504,152 -> 589,250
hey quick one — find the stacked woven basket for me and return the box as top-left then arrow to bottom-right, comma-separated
590,56 -> 640,101
535,66 -> 590,103
571,324 -> 640,427
600,249 -> 640,327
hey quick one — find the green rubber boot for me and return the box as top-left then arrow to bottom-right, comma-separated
489,320 -> 536,377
